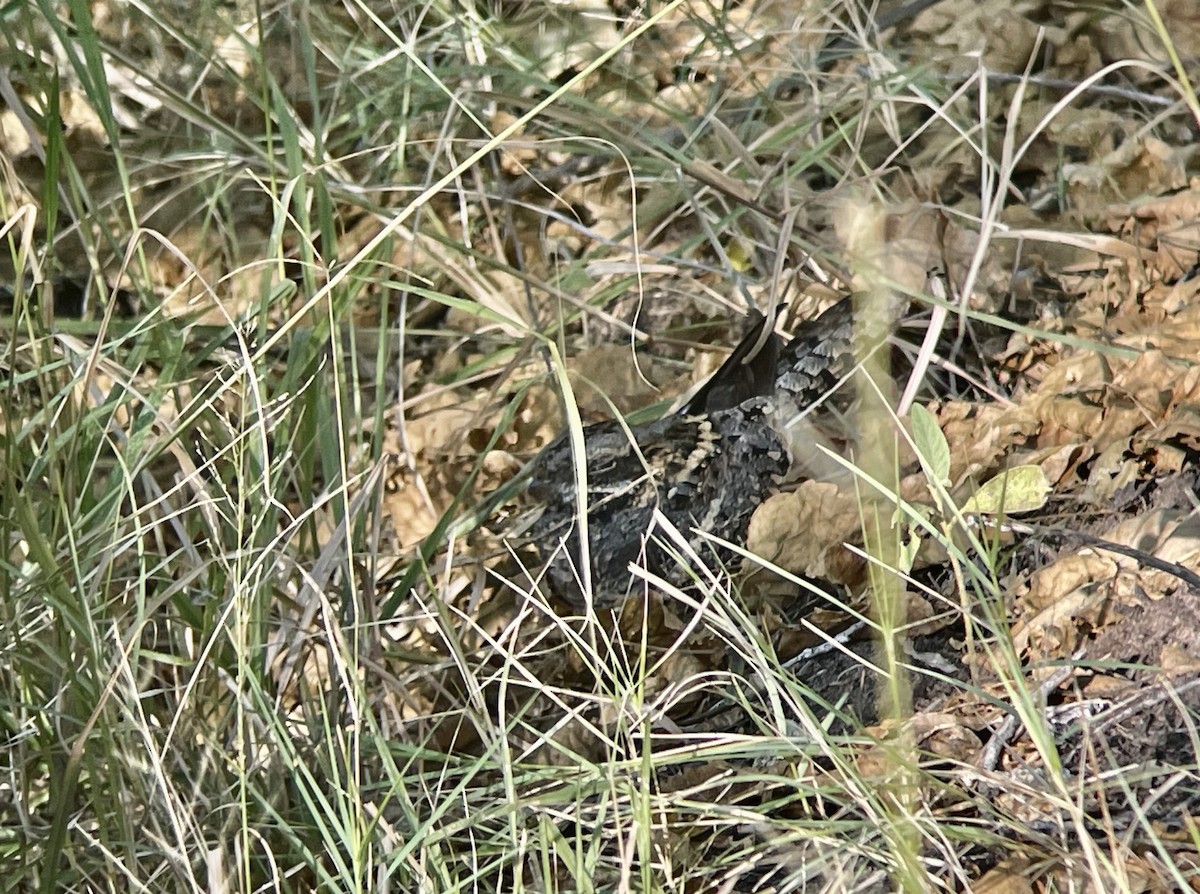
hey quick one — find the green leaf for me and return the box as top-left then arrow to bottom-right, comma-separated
910,403 -> 950,486
962,465 -> 1050,515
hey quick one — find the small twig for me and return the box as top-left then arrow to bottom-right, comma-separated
979,663 -> 1078,772
1000,523 -> 1200,593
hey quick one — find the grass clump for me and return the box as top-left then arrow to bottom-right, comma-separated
3,0 -> 1200,891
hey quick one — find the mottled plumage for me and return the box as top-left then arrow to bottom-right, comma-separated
529,297 -> 862,606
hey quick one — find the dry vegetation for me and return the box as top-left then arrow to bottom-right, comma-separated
3,0 -> 1200,891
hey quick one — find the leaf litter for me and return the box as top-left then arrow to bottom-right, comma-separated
11,0 -> 1200,887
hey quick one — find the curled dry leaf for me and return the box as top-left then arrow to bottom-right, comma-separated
972,860 -> 1036,894
858,712 -> 981,778
1010,551 -> 1121,664
1071,137 -> 1190,224
1104,508 -> 1200,599
566,343 -> 671,417
382,385 -> 543,549
935,400 -> 1040,486
908,711 -> 983,764
1161,644 -> 1200,675
911,0 -> 1042,72
746,481 -> 866,588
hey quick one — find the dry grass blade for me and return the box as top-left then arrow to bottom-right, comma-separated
4,0 -> 1200,890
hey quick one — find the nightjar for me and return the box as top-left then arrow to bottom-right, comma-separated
528,297 -> 860,607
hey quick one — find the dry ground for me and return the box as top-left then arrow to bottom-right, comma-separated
4,0 -> 1200,891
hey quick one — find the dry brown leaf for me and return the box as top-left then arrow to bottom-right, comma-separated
1107,184 -> 1200,281
1082,673 -> 1136,698
851,734 -> 894,780
567,343 -> 670,417
746,481 -> 865,587
1138,320 -> 1200,373
1016,335 -> 1200,455
1070,137 -> 1190,224
148,222 -> 277,323
403,392 -> 479,457
1080,437 -> 1140,507
1025,351 -> 1108,446
1091,0 -> 1200,69
911,0 -> 1042,72
973,865 -> 1034,894
1031,442 -> 1092,489
936,401 -> 1040,486
907,711 -> 982,763
511,385 -> 565,453
1043,105 -> 1124,154
1161,643 -> 1200,675
1105,509 -> 1200,598
1011,551 -> 1120,661
381,384 -> 533,548
940,685 -> 1009,732
858,713 -> 980,779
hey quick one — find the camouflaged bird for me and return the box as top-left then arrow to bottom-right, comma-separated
528,297 -> 861,607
